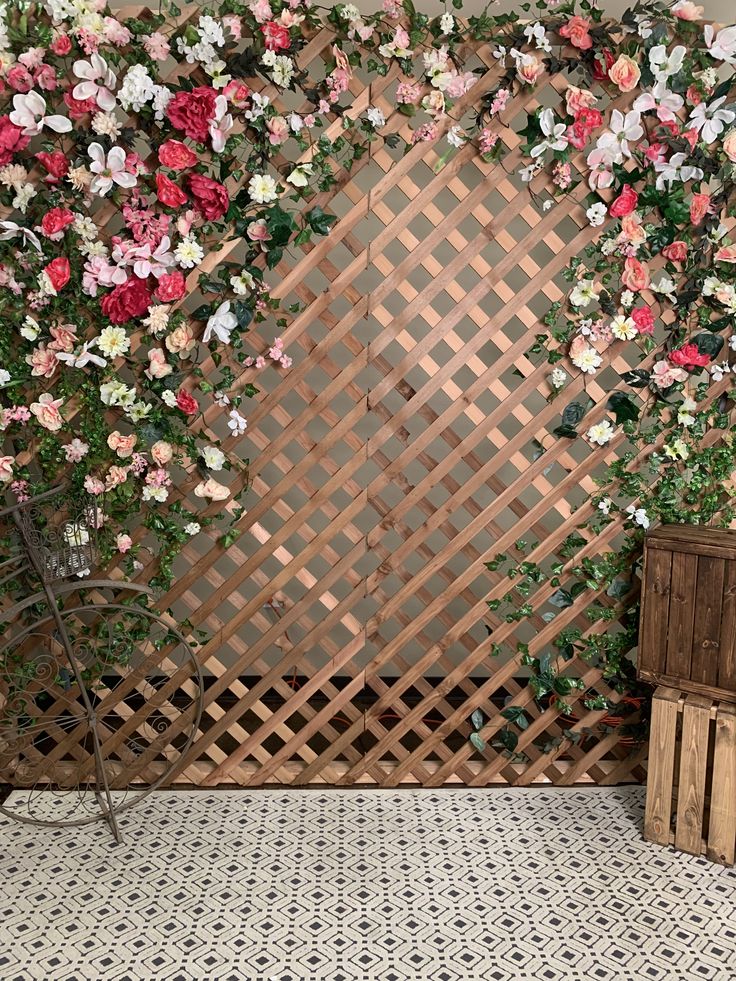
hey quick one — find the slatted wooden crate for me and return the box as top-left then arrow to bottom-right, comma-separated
639,527 -> 736,703
644,687 -> 736,866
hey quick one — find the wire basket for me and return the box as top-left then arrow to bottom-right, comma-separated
4,486 -> 102,584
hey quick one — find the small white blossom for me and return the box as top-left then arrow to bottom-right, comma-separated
610,315 -> 638,341
440,12 -> 454,33
202,445 -> 226,470
598,497 -> 613,515
586,420 -> 615,445
248,173 -> 278,204
620,290 -> 635,309
571,344 -> 602,375
550,367 -> 568,389
569,280 -> 600,308
175,235 -> 204,269
625,504 -> 650,529
184,522 -> 201,536
586,202 -> 607,227
228,409 -> 247,435
366,106 -> 386,128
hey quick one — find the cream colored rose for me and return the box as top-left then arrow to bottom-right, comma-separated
165,323 -> 196,359
194,477 -> 230,501
30,393 -> 63,432
107,431 -> 137,459
723,128 -> 736,163
608,54 -> 641,92
516,52 -> 544,85
151,440 -> 174,466
0,456 -> 14,482
146,347 -> 173,379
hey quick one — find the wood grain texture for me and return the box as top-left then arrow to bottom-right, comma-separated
675,694 -> 712,856
644,687 -> 681,847
707,701 -> 736,866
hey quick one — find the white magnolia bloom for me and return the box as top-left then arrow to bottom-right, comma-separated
651,274 -> 676,296
9,91 -> 72,136
287,164 -> 313,188
704,24 -> 736,64
73,52 -> 117,111
571,344 -> 603,374
610,315 -> 638,340
88,144 -> 137,196
227,409 -> 247,435
523,22 -> 550,52
203,301 -> 237,344
678,397 -> 697,427
688,97 -> 736,145
175,235 -> 204,268
587,420 -> 615,445
366,106 -> 386,128
625,504 -> 650,529
440,12 -> 454,33
586,202 -> 607,227
633,82 -> 684,123
597,110 -> 643,160
248,173 -> 278,204
56,340 -> 107,369
649,44 -> 686,82
230,270 -> 256,295
20,316 -> 40,341
0,219 -> 42,252
97,326 -> 131,358
570,280 -> 600,307
202,445 -> 226,470
654,152 -> 704,190
531,108 -> 569,158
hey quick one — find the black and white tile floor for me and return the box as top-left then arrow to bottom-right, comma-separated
1,787 -> 735,981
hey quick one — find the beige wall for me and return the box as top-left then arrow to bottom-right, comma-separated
326,0 -> 731,20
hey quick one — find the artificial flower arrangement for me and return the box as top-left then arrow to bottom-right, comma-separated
0,0 -> 734,647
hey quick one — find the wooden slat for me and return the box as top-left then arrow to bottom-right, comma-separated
707,701 -> 736,866
719,562 -> 736,693
665,552 -> 698,681
644,687 -> 681,846
675,694 -> 712,856
691,557 -> 725,687
639,548 -> 673,677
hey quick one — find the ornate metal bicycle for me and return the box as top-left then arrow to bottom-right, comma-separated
0,486 -> 203,842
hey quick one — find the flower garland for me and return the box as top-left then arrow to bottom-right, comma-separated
0,0 -> 734,739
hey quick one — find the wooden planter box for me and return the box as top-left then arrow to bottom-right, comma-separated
638,526 -> 736,702
644,687 -> 736,866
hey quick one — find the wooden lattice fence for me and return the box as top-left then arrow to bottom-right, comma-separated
3,8 -> 659,788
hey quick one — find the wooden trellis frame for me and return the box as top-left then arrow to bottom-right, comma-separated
4,7 -> 689,789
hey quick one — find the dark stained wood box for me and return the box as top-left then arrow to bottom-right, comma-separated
639,526 -> 736,703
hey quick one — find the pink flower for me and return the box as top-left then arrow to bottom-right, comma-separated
34,65 -> 58,92
396,81 -> 422,105
223,80 -> 250,107
30,392 -> 64,432
620,257 -> 650,292
609,185 -> 638,218
194,477 -> 230,501
63,438 -> 89,462
565,85 -> 597,115
155,270 -> 186,302
631,307 -> 655,335
36,149 -> 68,182
143,31 -> 170,60
608,54 -> 641,92
0,115 -> 31,164
671,343 -> 711,368
101,278 -> 153,323
176,389 -> 199,416
156,172 -> 188,208
26,345 -> 58,378
690,192 -> 712,226
0,456 -> 14,483
7,65 -> 35,92
715,245 -> 736,264
106,465 -> 130,490
145,348 -> 173,379
261,21 -> 291,50
559,16 -> 593,51
44,257 -> 71,292
107,431 -> 137,458
188,174 -> 229,221
158,139 -> 198,170
662,240 -> 688,262
167,87 -> 217,143
151,440 -> 173,465
652,360 -> 688,388
41,207 -> 75,239
247,219 -> 272,244
84,476 -> 106,495
116,533 -> 133,553
50,35 -> 72,56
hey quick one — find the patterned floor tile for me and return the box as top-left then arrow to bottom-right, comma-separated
0,787 -> 735,980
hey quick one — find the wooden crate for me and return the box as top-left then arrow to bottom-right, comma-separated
639,526 -> 736,702
644,687 -> 736,866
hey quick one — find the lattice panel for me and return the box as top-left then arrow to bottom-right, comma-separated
3,15 -> 659,788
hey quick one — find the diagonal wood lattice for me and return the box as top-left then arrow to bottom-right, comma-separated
4,10 -> 663,788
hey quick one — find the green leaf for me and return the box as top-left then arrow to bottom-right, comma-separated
694,332 -> 724,358
469,732 -> 486,752
470,708 -> 484,731
549,588 -> 573,608
306,205 -> 338,237
607,392 -> 639,425
498,729 -> 518,752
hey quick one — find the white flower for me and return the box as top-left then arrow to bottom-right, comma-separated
161,390 -> 178,407
0,368 -> 10,386
651,275 -> 676,296
143,485 -> 168,503
20,316 -> 40,341
649,44 -> 686,82
73,52 -> 117,112
227,409 -> 247,435
56,340 -> 107,369
542,200 -> 554,212
340,4 -> 361,21
175,235 -> 204,269
214,391 -> 231,407
210,95 -> 234,153
569,280 -> 600,308
287,164 -> 313,188
730,335 -> 736,352
664,437 -> 690,461
523,22 -> 550,52
610,315 -> 638,340
270,55 -> 294,88
245,92 -> 269,121
550,367 -> 567,389
184,522 -> 201,536
571,344 -> 602,374
230,270 -> 256,295
366,106 -> 386,128
12,183 -> 36,214
586,202 -> 607,227
597,110 -> 643,160
203,301 -> 237,344
530,108 -> 568,158
248,173 -> 278,204
97,326 -> 130,358
678,397 -> 697,427
688,97 -> 736,145
654,152 -> 704,190
88,144 -> 137,197
710,361 -> 731,382
10,91 -> 72,136
519,161 -> 544,183
117,64 -> 156,112
127,400 -> 152,423
620,290 -> 635,309
91,111 -> 122,138
202,445 -> 226,470
447,126 -> 466,148
704,25 -> 736,65
625,504 -> 650,529
440,12 -> 454,33
100,380 -> 136,407
598,497 -> 612,515
586,420 -> 615,445
633,82 -> 684,123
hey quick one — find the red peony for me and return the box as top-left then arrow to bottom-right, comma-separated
36,150 -> 69,183
0,115 -> 30,165
44,257 -> 70,292
670,343 -> 711,369
155,270 -> 187,302
592,48 -> 615,80
101,277 -> 153,324
176,389 -> 199,416
167,87 -> 217,143
631,307 -> 655,335
156,172 -> 188,208
187,174 -> 229,222
260,22 -> 291,51
41,207 -> 75,238
662,240 -> 688,263
158,139 -> 198,170
609,184 -> 638,218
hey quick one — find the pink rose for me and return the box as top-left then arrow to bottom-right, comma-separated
107,431 -> 138,458
145,348 -> 173,379
515,53 -> 544,85
0,456 -> 14,483
565,85 -> 597,116
652,360 -> 688,388
158,139 -> 198,170
151,440 -> 173,465
36,150 -> 68,183
608,54 -> 641,92
156,172 -> 188,208
723,129 -> 736,163
44,257 -> 70,292
30,393 -> 64,432
620,257 -> 650,292
690,192 -> 712,226
116,533 -> 133,553
559,16 -> 593,50
261,21 -> 291,50
672,0 -> 704,19
26,345 -> 58,378
187,174 -> 229,221
176,389 -> 199,416
7,65 -> 34,92
247,219 -> 271,243
267,115 -> 289,145
51,35 -> 72,56
63,91 -> 98,118
631,307 -> 655,335
223,80 -> 250,107
671,343 -> 711,369
662,240 -> 688,262
609,184 -> 638,218
84,476 -> 106,496
155,270 -> 186,302
165,323 -> 196,358
101,278 -> 153,323
167,87 -> 217,143
715,245 -> 736,263
194,477 -> 230,500
0,115 -> 30,165
34,65 -> 58,91
41,207 -> 75,239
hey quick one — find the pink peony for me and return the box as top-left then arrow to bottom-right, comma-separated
167,87 -> 217,143
101,278 -> 153,323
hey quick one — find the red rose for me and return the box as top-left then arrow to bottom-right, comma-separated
44,257 -> 70,292
592,48 -> 615,80
63,90 -> 98,118
176,389 -> 199,416
167,87 -> 217,143
41,207 -> 75,238
156,172 -> 188,208
36,150 -> 69,183
260,22 -> 291,51
51,35 -> 72,56
101,278 -> 153,324
188,173 -> 229,221
0,115 -> 30,165
609,184 -> 638,218
158,139 -> 198,170
662,240 -> 688,263
155,270 -> 187,302
670,343 -> 710,369
631,307 -> 655,335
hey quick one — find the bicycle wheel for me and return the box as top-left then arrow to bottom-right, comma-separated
0,591 -> 203,828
